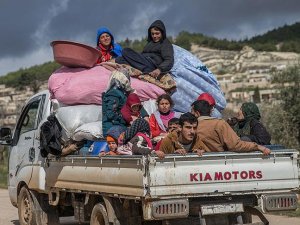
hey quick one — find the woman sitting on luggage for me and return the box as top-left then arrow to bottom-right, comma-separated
149,94 -> 181,139
115,20 -> 174,79
230,102 -> 271,145
96,27 -> 122,64
121,93 -> 149,125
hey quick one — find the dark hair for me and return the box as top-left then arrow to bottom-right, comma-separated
168,117 -> 179,126
192,100 -> 212,116
179,112 -> 198,127
156,94 -> 174,108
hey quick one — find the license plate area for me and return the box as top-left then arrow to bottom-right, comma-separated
201,203 -> 244,216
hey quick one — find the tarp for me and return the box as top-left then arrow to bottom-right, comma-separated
170,45 -> 226,117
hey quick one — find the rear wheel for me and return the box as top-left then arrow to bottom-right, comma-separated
90,203 -> 109,225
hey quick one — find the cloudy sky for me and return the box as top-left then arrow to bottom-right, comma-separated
0,0 -> 300,76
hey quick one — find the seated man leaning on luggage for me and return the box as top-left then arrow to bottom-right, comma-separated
159,112 -> 205,156
191,100 -> 271,155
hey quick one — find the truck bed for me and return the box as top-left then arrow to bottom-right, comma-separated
45,150 -> 299,199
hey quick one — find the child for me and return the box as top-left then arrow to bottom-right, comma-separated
99,125 -> 126,156
121,93 -> 149,125
121,118 -> 165,159
115,20 -> 174,79
96,27 -> 122,64
149,94 -> 181,139
154,117 -> 180,151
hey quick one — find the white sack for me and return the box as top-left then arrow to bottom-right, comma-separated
55,104 -> 102,138
73,121 -> 103,141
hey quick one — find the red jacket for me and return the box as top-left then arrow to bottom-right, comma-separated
149,114 -> 164,137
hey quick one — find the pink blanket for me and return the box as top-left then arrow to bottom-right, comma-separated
48,65 -> 165,105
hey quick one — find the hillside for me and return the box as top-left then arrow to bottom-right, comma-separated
0,22 -> 299,89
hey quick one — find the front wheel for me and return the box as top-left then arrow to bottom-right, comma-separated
90,203 -> 109,225
18,187 -> 37,225
17,186 -> 59,225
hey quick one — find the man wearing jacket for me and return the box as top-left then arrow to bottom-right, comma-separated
159,112 -> 205,155
191,100 -> 271,155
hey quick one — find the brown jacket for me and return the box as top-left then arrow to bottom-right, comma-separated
197,116 -> 259,152
159,131 -> 205,154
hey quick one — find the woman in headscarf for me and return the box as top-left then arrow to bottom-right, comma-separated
121,93 -> 149,125
96,27 -> 122,64
102,71 -> 133,136
232,102 -> 271,145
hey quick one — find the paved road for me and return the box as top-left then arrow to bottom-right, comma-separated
1,188 -> 300,225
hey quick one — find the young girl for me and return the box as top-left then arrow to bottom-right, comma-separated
96,27 -> 122,64
149,94 -> 181,138
121,93 -> 149,125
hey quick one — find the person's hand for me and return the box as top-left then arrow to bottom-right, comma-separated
149,68 -> 161,78
175,149 -> 187,155
194,149 -> 205,157
154,150 -> 165,159
98,151 -> 106,157
258,145 -> 271,155
159,132 -> 168,137
118,132 -> 125,145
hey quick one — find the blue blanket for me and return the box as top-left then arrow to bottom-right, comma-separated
170,45 -> 226,118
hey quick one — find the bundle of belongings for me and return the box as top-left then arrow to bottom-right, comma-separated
40,42 -> 226,157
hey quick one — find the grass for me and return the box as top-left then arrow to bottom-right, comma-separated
0,149 -> 8,189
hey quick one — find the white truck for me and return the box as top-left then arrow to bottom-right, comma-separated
0,90 -> 299,225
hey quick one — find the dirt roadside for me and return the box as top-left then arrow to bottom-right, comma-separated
1,188 -> 299,225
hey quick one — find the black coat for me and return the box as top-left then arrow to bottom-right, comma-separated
243,119 -> 271,145
142,20 -> 174,73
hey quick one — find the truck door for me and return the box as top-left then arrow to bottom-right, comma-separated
8,95 -> 45,203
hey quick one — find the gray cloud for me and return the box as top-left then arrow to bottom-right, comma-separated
0,0 -> 300,75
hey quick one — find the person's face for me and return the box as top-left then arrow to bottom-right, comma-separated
158,99 -> 171,113
99,33 -> 112,48
191,106 -> 200,118
168,123 -> 180,133
237,109 -> 245,120
131,104 -> 141,112
150,28 -> 162,43
181,121 -> 197,142
107,141 -> 117,151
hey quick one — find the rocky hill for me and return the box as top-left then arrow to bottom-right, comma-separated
190,44 -> 299,111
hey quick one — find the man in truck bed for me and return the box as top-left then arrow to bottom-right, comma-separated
191,100 -> 271,155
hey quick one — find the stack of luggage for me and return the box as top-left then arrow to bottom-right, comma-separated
41,43 -> 226,157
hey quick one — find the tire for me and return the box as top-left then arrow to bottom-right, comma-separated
18,186 -> 59,225
90,203 -> 109,225
18,187 -> 37,225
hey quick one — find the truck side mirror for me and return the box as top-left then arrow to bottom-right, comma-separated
0,127 -> 12,145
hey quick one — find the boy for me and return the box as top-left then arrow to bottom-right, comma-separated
99,126 -> 125,156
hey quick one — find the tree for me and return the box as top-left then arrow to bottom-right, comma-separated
263,63 -> 300,150
253,86 -> 261,103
